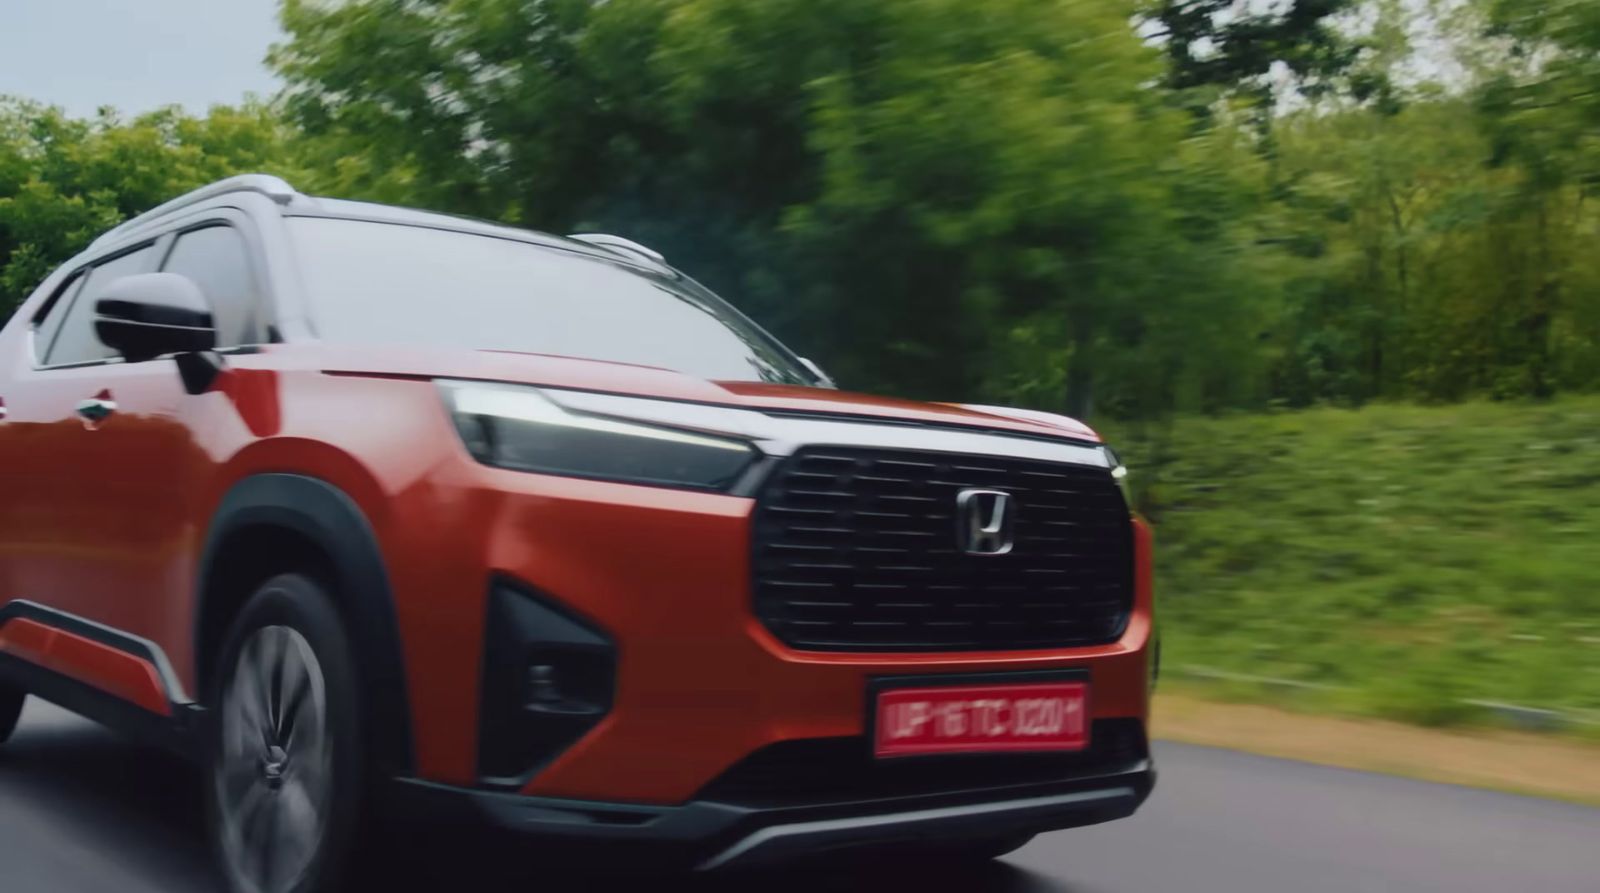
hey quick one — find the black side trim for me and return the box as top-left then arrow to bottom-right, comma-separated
0,652 -> 202,758
197,473 -> 414,774
0,600 -> 191,704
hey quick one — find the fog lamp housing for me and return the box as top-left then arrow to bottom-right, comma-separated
477,580 -> 616,788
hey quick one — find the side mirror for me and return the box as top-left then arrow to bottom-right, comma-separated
799,357 -> 836,389
94,273 -> 217,363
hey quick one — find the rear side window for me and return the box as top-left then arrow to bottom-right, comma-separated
161,226 -> 260,347
45,245 -> 157,366
31,271 -> 85,362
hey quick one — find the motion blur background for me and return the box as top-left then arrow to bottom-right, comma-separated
2,0 -> 1597,750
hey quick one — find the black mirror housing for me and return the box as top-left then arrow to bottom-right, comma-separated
94,272 -> 217,362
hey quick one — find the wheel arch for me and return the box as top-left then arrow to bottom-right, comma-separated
196,472 -> 414,776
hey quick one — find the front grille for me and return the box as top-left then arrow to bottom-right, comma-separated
698,719 -> 1146,808
752,446 -> 1134,651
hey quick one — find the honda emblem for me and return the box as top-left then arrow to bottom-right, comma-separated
955,489 -> 1015,556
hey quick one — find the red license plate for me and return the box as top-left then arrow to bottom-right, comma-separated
873,681 -> 1090,758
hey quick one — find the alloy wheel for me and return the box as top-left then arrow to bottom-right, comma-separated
214,625 -> 333,893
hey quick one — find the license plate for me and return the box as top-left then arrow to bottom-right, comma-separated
873,680 -> 1090,758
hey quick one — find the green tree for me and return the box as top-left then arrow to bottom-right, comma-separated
1266,87 -> 1600,404
0,99 -> 304,309
273,0 -> 1286,418
9,0 -> 1587,419
1483,0 -> 1600,179
1476,0 -> 1600,393
1139,0 -> 1362,103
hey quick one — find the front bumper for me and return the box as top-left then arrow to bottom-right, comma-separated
381,441 -> 1156,802
388,758 -> 1154,872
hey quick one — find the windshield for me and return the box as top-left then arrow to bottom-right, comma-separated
287,217 -> 815,385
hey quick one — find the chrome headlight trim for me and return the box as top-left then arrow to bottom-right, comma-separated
544,388 -> 1112,469
438,380 -> 760,491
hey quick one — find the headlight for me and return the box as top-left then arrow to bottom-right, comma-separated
438,380 -> 759,491
1101,445 -> 1130,502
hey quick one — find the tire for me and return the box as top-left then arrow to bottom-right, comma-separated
0,684 -> 23,744
205,573 -> 365,893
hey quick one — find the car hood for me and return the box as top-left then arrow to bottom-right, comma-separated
280,344 -> 1100,443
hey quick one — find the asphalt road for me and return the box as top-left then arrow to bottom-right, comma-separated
2,698 -> 1597,893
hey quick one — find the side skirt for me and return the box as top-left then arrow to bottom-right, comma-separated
0,601 -> 203,759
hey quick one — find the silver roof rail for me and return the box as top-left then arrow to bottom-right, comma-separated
89,174 -> 302,250
568,233 -> 666,264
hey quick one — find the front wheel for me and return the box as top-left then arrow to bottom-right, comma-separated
206,573 -> 365,893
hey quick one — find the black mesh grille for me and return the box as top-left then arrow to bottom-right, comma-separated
752,446 -> 1134,651
698,719 -> 1146,808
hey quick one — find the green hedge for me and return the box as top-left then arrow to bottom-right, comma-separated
1112,397 -> 1600,727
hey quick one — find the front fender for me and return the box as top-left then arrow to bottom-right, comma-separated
195,472 -> 414,775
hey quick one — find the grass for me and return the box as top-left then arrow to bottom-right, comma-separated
1106,395 -> 1600,729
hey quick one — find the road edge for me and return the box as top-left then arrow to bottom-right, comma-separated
1152,692 -> 1600,808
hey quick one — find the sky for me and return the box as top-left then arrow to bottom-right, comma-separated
1,0 -> 283,118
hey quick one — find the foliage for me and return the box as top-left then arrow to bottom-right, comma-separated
0,99 -> 303,308
1108,396 -> 1600,724
1266,95 -> 1600,403
1483,0 -> 1600,183
1139,0 -> 1362,102
271,0 -> 1291,415
1,0 -> 1598,423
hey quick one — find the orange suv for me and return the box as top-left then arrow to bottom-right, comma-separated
0,176 -> 1155,892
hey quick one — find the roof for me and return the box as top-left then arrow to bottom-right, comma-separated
289,197 -> 625,263
88,174 -> 672,274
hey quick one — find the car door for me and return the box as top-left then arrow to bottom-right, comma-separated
0,238 -> 194,645
0,265 -> 88,610
0,219 -> 268,661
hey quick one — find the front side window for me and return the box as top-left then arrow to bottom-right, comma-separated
45,245 -> 157,366
31,271 -> 85,362
287,218 -> 816,385
161,226 -> 260,347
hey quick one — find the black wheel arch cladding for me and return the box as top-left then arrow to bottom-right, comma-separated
197,473 -> 414,775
